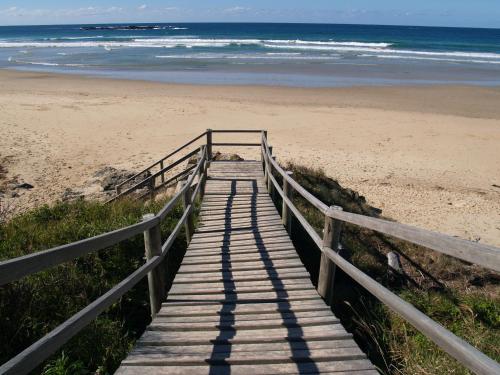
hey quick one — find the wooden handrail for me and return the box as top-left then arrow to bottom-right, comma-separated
261,133 -> 500,375
115,132 -> 207,190
211,129 -> 264,133
0,218 -> 158,286
328,210 -> 500,273
0,146 -> 208,375
108,148 -> 199,203
261,132 -> 500,272
261,134 -> 329,214
212,142 -> 262,147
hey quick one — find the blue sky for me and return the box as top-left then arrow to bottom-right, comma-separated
0,1 -> 499,28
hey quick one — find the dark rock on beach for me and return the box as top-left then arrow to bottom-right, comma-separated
61,188 -> 84,202
16,183 -> 34,190
93,166 -> 150,192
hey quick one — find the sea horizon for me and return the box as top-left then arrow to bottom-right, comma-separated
2,21 -> 500,30
1,22 -> 499,87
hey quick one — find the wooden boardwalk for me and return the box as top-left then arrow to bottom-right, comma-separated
116,161 -> 376,375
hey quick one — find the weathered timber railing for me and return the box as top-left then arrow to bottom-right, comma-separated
0,146 -> 209,375
1,129 -> 499,375
260,131 -> 500,375
109,129 -> 264,203
114,132 -> 207,195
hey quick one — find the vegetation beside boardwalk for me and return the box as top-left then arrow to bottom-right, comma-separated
282,162 -> 499,375
0,198 -> 187,374
0,163 -> 498,374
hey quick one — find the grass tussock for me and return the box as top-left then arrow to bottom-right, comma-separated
274,162 -> 499,375
0,198 -> 188,374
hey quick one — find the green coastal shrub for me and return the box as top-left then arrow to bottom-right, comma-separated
0,198 -> 187,374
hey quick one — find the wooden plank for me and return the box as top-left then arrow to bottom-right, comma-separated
202,195 -> 270,201
117,366 -> 378,375
191,227 -> 287,239
186,241 -> 294,252
180,250 -> 301,265
172,269 -> 311,284
184,244 -> 297,257
160,298 -> 328,313
199,207 -> 279,221
165,289 -> 321,303
170,277 -> 313,289
148,316 -> 340,331
154,309 -> 334,324
121,346 -> 365,366
138,325 -> 350,345
176,259 -> 305,274
200,203 -> 276,211
168,283 -> 316,296
196,223 -> 286,233
131,339 -> 358,354
195,224 -> 287,235
197,211 -> 281,222
116,360 -> 375,375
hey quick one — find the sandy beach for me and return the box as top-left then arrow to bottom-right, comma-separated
0,69 -> 499,246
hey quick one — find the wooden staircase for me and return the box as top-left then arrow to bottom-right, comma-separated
116,161 -> 377,375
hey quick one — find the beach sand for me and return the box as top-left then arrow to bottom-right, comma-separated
1,69 -> 499,246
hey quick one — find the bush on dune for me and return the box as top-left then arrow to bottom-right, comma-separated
0,198 -> 187,374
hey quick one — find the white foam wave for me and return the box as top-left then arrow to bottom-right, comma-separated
46,36 -> 104,40
155,53 -> 339,61
266,52 -> 302,56
361,54 -> 500,64
1,37 -> 499,62
10,59 -> 86,67
0,38 -> 259,49
263,43 -> 500,60
266,39 -> 393,48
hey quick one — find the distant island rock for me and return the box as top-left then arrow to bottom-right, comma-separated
80,25 -> 164,31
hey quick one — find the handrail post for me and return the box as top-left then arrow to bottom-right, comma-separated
265,146 -> 273,195
261,131 -> 268,171
206,129 -> 213,163
269,156 -> 277,201
149,176 -> 156,201
282,171 -> 293,234
142,214 -> 165,318
160,160 -> 165,184
200,146 -> 207,200
318,206 -> 344,305
182,180 -> 195,244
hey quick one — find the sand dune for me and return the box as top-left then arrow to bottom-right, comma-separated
0,70 -> 499,246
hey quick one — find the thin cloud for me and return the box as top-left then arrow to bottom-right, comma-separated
138,4 -> 148,11
0,6 -> 125,18
223,6 -> 251,14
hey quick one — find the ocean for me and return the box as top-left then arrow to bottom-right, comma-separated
0,23 -> 499,87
